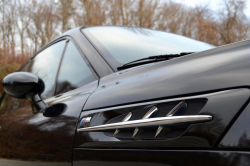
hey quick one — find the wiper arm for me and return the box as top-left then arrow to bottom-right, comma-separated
117,52 -> 195,70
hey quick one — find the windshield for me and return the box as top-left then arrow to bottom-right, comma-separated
82,26 -> 215,69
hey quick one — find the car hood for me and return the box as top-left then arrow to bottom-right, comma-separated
84,39 -> 250,110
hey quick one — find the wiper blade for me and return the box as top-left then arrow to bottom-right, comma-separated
117,52 -> 195,70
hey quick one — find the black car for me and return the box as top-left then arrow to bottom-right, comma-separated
1,26 -> 250,166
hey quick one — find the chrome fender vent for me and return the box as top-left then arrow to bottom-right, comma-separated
77,99 -> 211,139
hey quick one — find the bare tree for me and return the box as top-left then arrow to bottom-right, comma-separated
137,0 -> 159,28
58,0 -> 74,32
27,0 -> 60,52
1,0 -> 250,67
213,0 -> 250,45
16,0 -> 32,56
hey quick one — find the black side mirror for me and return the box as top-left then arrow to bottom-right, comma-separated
2,72 -> 48,113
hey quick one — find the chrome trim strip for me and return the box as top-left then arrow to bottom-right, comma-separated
167,102 -> 186,116
83,90 -> 233,112
142,106 -> 158,119
113,112 -> 132,136
77,115 -> 212,132
133,106 -> 158,137
156,102 -> 187,137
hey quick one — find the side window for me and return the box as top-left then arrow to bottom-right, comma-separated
26,40 -> 66,99
55,41 -> 96,95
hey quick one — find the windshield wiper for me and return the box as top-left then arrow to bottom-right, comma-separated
117,52 -> 195,70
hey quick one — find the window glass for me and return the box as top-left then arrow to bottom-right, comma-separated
83,27 -> 215,68
55,41 -> 96,95
26,40 -> 66,99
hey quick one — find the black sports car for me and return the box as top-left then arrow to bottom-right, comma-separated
1,26 -> 250,166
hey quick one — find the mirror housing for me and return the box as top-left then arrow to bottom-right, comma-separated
2,72 -> 47,113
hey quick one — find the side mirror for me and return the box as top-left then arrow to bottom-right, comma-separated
2,72 -> 47,113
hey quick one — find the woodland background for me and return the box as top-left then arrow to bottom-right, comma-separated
0,0 -> 250,95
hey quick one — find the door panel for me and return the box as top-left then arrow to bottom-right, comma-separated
74,89 -> 250,149
0,81 -> 97,165
0,36 -> 99,165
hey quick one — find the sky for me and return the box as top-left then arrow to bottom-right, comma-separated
175,0 -> 250,17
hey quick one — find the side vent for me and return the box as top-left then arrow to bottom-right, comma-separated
155,101 -> 187,137
113,112 -> 132,136
78,99 -> 209,140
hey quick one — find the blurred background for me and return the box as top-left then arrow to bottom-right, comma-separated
0,0 -> 250,96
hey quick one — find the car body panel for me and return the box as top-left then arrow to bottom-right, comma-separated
1,27 -> 250,165
73,149 -> 250,166
0,81 -> 98,165
84,39 -> 250,110
219,102 -> 250,149
74,89 -> 250,149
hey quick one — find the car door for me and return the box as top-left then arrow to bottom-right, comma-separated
0,39 -> 98,166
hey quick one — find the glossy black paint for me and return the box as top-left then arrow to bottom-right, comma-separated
219,102 -> 250,148
73,148 -> 250,166
1,27 -> 250,165
2,72 -> 45,101
0,80 -> 98,165
74,89 -> 250,148
2,72 -> 48,113
84,39 -> 250,110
